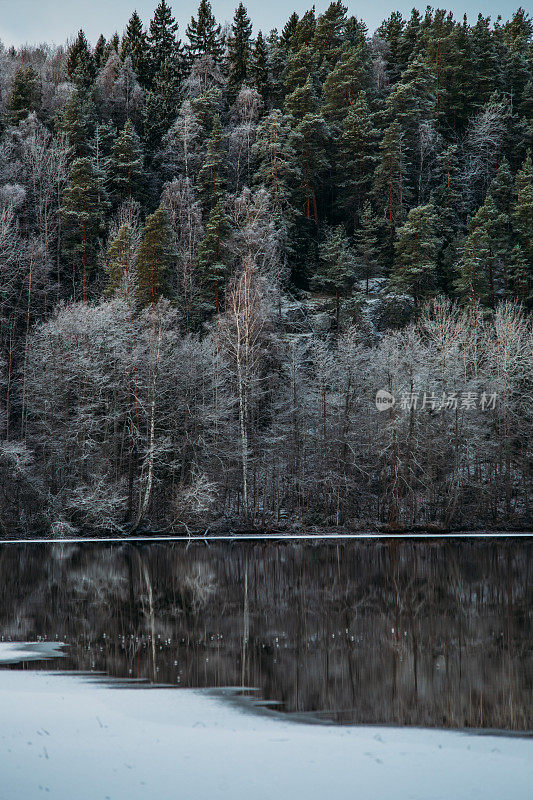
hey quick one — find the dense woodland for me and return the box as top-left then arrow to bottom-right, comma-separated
0,2 -> 531,535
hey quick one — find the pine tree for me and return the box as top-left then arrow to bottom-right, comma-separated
61,157 -> 109,301
195,199 -> 230,314
252,109 -> 300,218
197,114 -> 225,210
312,224 -> 355,327
392,203 -> 440,306
292,9 -> 317,50
148,0 -> 184,84
338,92 -> 378,225
376,11 -> 405,85
94,34 -> 108,69
283,44 -> 319,105
313,1 -> 348,73
432,144 -> 463,293
121,11 -> 150,85
110,120 -> 145,202
454,203 -> 496,307
106,222 -> 136,298
227,3 -> 253,101
251,32 -> 270,106
323,43 -> 368,119
372,121 -> 408,250
136,206 -> 175,306
186,0 -> 224,64
280,13 -> 299,50
385,55 -> 436,201
470,14 -> 502,107
143,57 -> 181,148
293,112 -> 330,224
509,244 -> 531,303
353,202 -> 380,293
512,152 -> 533,268
55,87 -> 97,157
67,29 -> 96,87
7,66 -> 41,124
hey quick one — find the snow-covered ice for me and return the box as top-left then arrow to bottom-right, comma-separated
0,669 -> 531,800
0,641 -> 66,664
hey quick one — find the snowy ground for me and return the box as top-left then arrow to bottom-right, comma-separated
1,666 -> 532,800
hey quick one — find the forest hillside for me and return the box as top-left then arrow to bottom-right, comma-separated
0,2 -> 531,535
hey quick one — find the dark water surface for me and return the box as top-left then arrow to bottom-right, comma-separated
1,541 -> 532,730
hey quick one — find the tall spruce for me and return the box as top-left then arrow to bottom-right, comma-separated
121,11 -> 150,85
186,0 -> 224,64
110,120 -> 146,202
67,29 -> 96,87
136,206 -> 175,306
227,3 -> 253,101
393,203 -> 440,306
61,157 -> 109,301
195,199 -> 230,315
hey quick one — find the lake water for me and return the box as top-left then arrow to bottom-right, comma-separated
1,540 -> 532,731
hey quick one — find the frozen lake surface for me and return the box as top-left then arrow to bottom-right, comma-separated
1,666 -> 532,800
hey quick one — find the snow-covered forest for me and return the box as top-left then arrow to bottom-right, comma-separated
0,2 -> 531,535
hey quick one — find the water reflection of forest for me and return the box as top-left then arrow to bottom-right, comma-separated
1,542 -> 531,730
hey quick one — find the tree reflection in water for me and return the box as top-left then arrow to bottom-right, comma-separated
0,541 -> 531,730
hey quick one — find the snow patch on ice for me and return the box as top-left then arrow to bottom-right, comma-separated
0,670 -> 531,800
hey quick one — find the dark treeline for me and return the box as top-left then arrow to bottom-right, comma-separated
0,3 -> 531,534
1,542 -> 532,729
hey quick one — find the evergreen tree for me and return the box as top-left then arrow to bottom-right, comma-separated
110,119 -> 145,201
509,244 -> 531,303
312,224 -> 355,327
121,11 -> 150,85
94,34 -> 108,69
376,11 -> 405,85
67,29 -> 96,87
280,13 -> 299,50
385,55 -> 436,201
313,1 -> 348,73
353,202 -> 380,293
61,157 -> 109,301
253,109 -> 300,218
7,66 -> 41,124
432,144 -> 463,293
323,44 -> 368,120
148,0 -> 184,83
292,9 -> 317,50
251,32 -> 270,106
372,122 -> 408,250
197,114 -> 225,210
195,199 -> 230,314
470,14 -> 502,107
393,203 -> 440,306
136,206 -> 175,306
338,92 -> 378,225
293,112 -> 330,224
55,87 -> 97,157
512,152 -> 533,268
227,3 -> 253,101
106,222 -> 136,298
143,57 -> 181,148
454,202 -> 497,307
283,44 -> 319,105
186,0 -> 224,64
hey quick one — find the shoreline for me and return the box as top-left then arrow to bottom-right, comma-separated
0,531 -> 532,545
